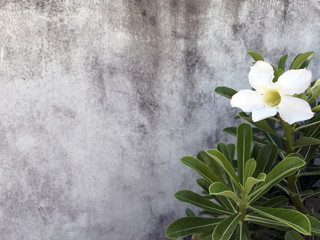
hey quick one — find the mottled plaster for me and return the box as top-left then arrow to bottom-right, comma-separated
0,0 -> 320,239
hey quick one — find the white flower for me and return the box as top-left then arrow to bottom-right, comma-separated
230,61 -> 314,124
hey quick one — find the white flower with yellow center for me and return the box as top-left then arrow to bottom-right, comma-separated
230,61 -> 314,124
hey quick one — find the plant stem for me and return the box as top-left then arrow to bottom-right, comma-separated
293,120 -> 320,132
239,194 -> 248,221
280,119 -> 309,214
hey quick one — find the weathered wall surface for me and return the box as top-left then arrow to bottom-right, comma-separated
0,0 -> 320,239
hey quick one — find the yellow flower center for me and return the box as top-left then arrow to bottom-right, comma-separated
263,89 -> 281,107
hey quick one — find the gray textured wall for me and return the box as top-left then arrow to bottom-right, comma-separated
1,0 -> 320,239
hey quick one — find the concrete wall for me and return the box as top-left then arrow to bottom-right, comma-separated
0,0 -> 320,239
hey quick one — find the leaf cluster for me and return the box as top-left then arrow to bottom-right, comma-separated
166,52 -> 320,240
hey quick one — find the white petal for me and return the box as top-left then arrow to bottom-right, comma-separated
278,96 -> 314,124
252,104 -> 277,122
275,69 -> 312,95
230,89 -> 262,112
248,61 -> 274,93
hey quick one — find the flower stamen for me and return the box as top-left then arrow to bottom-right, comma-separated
263,89 -> 281,107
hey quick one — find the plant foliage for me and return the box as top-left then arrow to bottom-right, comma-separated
166,52 -> 320,240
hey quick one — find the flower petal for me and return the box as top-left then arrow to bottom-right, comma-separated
275,69 -> 312,95
278,96 -> 314,124
252,104 -> 277,122
248,61 -> 274,93
230,89 -> 262,112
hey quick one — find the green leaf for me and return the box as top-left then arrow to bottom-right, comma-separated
197,151 -> 226,184
294,137 -> 320,149
227,144 -> 235,161
278,54 -> 288,71
198,232 -> 212,240
250,145 -> 260,160
307,215 -> 320,236
217,143 -> 232,162
245,214 -> 291,232
223,127 -> 268,146
244,158 -> 256,181
248,206 -> 311,235
215,143 -> 237,193
234,222 -> 250,240
254,144 -> 278,177
209,183 -> 239,203
215,87 -> 237,99
244,173 -> 266,195
248,51 -> 264,61
261,196 -> 288,208
196,178 -> 210,193
290,51 -> 314,69
285,230 -> 304,240
166,217 -> 221,239
272,65 -> 279,82
278,69 -> 284,76
302,188 -> 320,200
175,190 -> 232,215
206,149 -> 239,185
186,208 -> 196,217
180,156 -> 219,183
239,113 -> 282,138
212,213 -> 242,240
237,123 -> 252,185
249,157 -> 305,203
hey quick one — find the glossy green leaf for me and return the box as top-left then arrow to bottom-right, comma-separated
285,230 -> 304,240
198,232 -> 212,240
307,215 -> 320,236
212,213 -> 242,240
196,178 -> 235,211
237,123 -> 252,185
302,188 -> 320,200
186,208 -> 196,217
248,51 -> 264,61
196,178 -> 210,194
294,137 -> 320,149
166,217 -> 221,239
239,113 -> 282,138
254,144 -> 278,177
244,158 -> 256,181
244,173 -> 266,195
245,214 -> 290,232
250,145 -> 260,160
234,222 -> 250,240
248,206 -> 311,235
272,65 -> 279,82
227,144 -> 235,161
175,190 -> 232,215
197,151 -> 226,184
180,156 -> 219,183
206,149 -> 239,185
217,143 -> 232,162
215,143 -> 237,193
290,51 -> 314,69
209,183 -> 239,203
278,69 -> 284,76
261,196 -> 288,208
278,54 -> 288,71
215,87 -> 237,99
249,157 -> 305,203
223,127 -> 268,146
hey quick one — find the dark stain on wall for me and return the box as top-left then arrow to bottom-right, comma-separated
35,0 -> 65,16
180,0 -> 213,124
283,0 -> 290,20
143,194 -> 175,240
123,0 -> 162,127
87,55 -> 109,109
